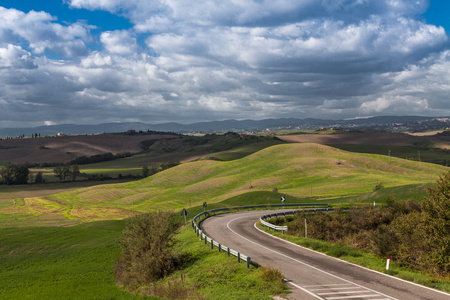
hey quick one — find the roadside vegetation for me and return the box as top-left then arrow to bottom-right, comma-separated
263,171 -> 450,291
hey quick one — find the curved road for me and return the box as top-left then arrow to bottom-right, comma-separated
202,210 -> 450,300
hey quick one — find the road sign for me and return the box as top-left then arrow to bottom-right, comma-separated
181,208 -> 188,216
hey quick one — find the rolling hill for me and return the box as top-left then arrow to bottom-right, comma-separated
3,143 -> 446,225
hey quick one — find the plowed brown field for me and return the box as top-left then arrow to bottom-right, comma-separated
0,133 -> 176,164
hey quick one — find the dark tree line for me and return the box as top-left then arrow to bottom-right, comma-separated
0,164 -> 30,185
70,152 -> 132,165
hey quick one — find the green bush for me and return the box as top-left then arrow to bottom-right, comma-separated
114,211 -> 184,287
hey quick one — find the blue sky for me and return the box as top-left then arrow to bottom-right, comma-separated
0,0 -> 449,128
423,1 -> 450,32
0,0 -> 131,31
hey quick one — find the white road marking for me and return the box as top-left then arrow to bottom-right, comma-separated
224,216 -> 398,300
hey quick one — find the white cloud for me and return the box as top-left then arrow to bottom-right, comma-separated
0,7 -> 92,58
0,44 -> 37,69
101,30 -> 138,55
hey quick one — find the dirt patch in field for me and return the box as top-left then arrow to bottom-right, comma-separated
0,133 -> 176,164
278,131 -> 450,148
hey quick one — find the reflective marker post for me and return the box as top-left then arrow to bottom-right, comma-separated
181,208 -> 188,230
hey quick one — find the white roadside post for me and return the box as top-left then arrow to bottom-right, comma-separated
181,208 -> 188,230
281,196 -> 285,209
386,255 -> 390,270
305,218 -> 307,238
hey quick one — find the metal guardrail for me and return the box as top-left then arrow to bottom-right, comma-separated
260,211 -> 296,233
192,203 -> 328,268
261,207 -> 351,233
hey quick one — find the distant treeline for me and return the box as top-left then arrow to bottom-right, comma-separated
70,152 -> 132,165
119,129 -> 181,136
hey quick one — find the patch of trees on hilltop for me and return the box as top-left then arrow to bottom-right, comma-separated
70,152 -> 132,165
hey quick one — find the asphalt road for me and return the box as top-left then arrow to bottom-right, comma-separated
201,210 -> 450,300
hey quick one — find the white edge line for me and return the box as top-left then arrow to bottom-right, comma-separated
254,222 -> 450,297
226,217 -> 397,300
285,280 -> 325,300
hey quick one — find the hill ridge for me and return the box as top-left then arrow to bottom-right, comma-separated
42,143 -> 447,221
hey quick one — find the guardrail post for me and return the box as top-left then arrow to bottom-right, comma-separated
211,239 -> 214,249
218,243 -> 221,252
227,248 -> 230,256
238,252 -> 240,263
205,236 -> 207,244
247,257 -> 251,268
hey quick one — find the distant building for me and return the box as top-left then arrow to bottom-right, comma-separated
57,132 -> 66,136
127,130 -> 136,134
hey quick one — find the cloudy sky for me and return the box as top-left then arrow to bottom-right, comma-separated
0,0 -> 449,128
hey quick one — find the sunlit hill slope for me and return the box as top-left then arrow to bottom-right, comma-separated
21,143 -> 443,221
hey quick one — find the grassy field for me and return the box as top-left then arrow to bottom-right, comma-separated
0,215 -> 287,300
1,143 -> 447,226
0,220 -> 148,300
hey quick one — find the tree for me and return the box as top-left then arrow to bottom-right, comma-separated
421,171 -> 450,274
114,211 -> 182,286
12,164 -> 28,184
0,164 -> 29,185
142,165 -> 149,178
0,165 -> 14,184
70,165 -> 80,181
53,165 -> 70,181
53,165 -> 64,181
35,171 -> 44,183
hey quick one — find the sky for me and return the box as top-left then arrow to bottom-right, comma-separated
0,0 -> 449,128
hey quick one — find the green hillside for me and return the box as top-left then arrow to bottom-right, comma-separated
3,143 -> 447,225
